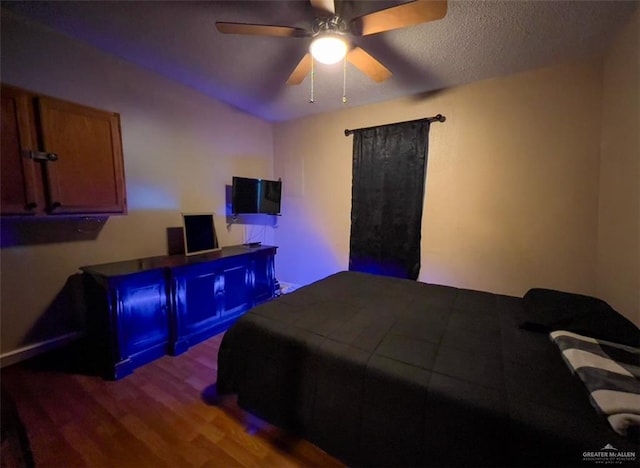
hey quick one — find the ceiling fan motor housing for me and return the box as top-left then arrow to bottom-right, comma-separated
312,15 -> 348,35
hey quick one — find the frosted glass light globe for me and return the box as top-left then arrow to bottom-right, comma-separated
310,34 -> 348,65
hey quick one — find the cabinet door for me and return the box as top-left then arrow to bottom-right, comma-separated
172,265 -> 222,349
252,249 -> 276,304
0,86 -> 43,214
38,96 -> 126,214
169,256 -> 254,353
220,261 -> 252,316
115,272 -> 169,363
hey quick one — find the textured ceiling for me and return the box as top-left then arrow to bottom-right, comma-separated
2,1 -> 637,122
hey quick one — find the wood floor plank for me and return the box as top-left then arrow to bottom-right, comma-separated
1,332 -> 344,467
192,433 -> 246,468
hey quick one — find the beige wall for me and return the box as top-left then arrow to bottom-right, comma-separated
0,10 -> 275,360
274,58 -> 605,303
597,9 -> 640,325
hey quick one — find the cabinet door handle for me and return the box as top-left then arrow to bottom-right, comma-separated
21,150 -> 59,162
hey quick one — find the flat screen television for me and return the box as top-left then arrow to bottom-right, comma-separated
232,176 -> 282,215
181,212 -> 220,256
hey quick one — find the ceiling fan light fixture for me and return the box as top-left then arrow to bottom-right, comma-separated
310,33 -> 347,64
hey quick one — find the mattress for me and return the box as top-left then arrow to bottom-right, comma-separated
217,271 -> 638,466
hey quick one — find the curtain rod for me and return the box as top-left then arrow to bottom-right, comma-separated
344,114 -> 446,136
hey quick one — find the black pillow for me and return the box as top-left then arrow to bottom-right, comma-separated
521,288 -> 640,347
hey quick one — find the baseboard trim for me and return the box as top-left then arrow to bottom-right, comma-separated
0,331 -> 84,368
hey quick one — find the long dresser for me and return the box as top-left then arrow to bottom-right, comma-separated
81,245 -> 277,379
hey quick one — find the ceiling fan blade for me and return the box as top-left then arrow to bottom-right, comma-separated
347,47 -> 392,83
350,0 -> 447,36
309,0 -> 335,17
286,54 -> 313,85
215,22 -> 309,38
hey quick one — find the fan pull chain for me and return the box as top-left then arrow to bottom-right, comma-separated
309,57 -> 315,103
342,56 -> 347,104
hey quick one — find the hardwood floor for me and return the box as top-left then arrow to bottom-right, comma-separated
1,333 -> 344,467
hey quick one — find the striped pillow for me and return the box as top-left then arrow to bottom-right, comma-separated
550,330 -> 640,436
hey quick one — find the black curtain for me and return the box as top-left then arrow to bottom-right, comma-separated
349,119 -> 430,280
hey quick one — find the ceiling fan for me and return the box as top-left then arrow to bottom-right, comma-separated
215,0 -> 447,85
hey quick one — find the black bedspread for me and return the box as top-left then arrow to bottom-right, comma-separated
217,271 -> 638,467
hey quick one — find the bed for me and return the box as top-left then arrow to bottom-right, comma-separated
217,271 -> 639,467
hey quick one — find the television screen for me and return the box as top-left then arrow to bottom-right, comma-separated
232,177 -> 260,214
260,179 -> 282,214
181,212 -> 220,256
232,176 -> 282,215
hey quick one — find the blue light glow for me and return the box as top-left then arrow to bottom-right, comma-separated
348,258 -> 410,279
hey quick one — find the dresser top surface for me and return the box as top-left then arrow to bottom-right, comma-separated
80,245 -> 277,278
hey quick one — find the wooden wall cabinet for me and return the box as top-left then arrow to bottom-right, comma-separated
81,246 -> 277,380
1,84 -> 126,216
